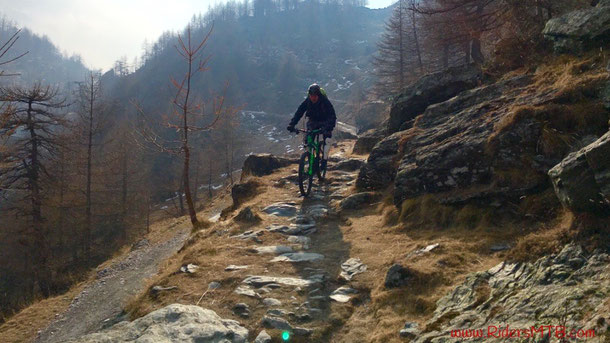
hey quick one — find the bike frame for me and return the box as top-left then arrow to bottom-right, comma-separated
297,129 -> 323,176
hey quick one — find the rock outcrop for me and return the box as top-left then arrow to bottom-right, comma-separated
241,154 -> 293,179
548,131 -> 610,214
68,304 -> 249,343
334,121 -> 358,140
413,244 -> 609,343
543,1 -> 610,54
352,127 -> 387,155
388,64 -> 483,134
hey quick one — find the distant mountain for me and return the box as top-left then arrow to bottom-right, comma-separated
0,17 -> 89,87
104,3 -> 390,119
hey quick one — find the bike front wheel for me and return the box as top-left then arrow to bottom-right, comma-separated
298,151 -> 314,196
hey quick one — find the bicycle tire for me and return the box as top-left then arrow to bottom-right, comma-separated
317,144 -> 327,181
298,151 -> 314,196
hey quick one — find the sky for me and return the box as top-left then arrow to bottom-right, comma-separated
0,0 -> 394,72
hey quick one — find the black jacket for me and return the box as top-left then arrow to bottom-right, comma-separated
289,95 -> 336,131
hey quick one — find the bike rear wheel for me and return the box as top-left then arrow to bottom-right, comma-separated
298,151 -> 314,196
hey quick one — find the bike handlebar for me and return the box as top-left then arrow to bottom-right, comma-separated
293,128 -> 323,134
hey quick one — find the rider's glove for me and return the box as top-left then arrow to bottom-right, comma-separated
287,125 -> 295,133
323,130 -> 332,139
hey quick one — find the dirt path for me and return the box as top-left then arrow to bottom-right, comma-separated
34,228 -> 190,343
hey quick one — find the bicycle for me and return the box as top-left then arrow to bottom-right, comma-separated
293,128 -> 327,197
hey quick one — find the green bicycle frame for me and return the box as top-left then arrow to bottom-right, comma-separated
306,130 -> 323,176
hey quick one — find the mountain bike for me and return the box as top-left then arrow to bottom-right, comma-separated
294,128 -> 327,197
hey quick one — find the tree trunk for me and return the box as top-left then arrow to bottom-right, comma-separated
410,1 -> 423,74
85,81 -> 94,260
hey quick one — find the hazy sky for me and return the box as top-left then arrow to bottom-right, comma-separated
0,0 -> 394,72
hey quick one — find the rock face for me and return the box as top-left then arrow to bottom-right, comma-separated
384,264 -> 414,288
543,1 -> 610,54
356,130 -> 410,190
352,127 -> 387,155
241,154 -> 293,179
234,206 -> 261,223
353,100 -> 388,132
413,244 -> 609,343
548,131 -> 610,214
388,64 -> 483,134
68,304 -> 248,343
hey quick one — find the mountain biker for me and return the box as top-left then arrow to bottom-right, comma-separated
287,83 -> 336,169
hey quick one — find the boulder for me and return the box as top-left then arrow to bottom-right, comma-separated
68,304 -> 248,343
231,180 -> 260,208
356,130 -> 411,190
388,64 -> 483,134
548,131 -> 610,214
543,2 -> 610,54
384,264 -> 414,288
241,154 -> 293,179
352,127 -> 387,155
334,121 -> 358,140
339,192 -> 380,211
254,330 -> 272,343
233,206 -> 262,223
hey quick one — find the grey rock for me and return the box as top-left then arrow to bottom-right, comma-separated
261,316 -> 292,330
208,281 -> 221,290
151,285 -> 177,294
287,235 -> 311,249
603,81 -> 610,110
335,121 -> 358,140
243,275 -> 320,288
180,263 -> 199,274
339,192 -> 380,211
353,100 -> 388,133
330,287 -> 358,303
267,223 -> 317,236
262,298 -> 282,307
231,230 -> 264,240
262,202 -> 298,217
548,131 -> 610,214
254,330 -> 272,343
271,252 -> 324,263
307,204 -> 330,219
241,154 -> 293,178
293,327 -> 314,336
233,206 -> 261,223
233,303 -> 250,318
414,243 -> 440,256
543,4 -> 610,54
340,258 -> 367,281
266,309 -> 288,316
411,244 -> 610,343
234,285 -> 260,298
69,304 -> 248,343
291,214 -> 314,224
252,245 -> 294,255
230,180 -> 260,208
353,127 -> 387,155
331,158 -> 366,172
388,64 -> 483,134
356,130 -> 410,190
225,265 -> 249,271
490,243 -> 511,252
385,264 -> 414,289
399,322 -> 420,339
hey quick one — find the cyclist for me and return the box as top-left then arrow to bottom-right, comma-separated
287,83 -> 336,170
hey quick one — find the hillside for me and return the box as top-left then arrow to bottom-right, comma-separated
1,1 -> 610,343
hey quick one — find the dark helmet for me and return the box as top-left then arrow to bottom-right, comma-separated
308,83 -> 321,96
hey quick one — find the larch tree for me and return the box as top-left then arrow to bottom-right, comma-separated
136,25 -> 225,229
0,83 -> 67,296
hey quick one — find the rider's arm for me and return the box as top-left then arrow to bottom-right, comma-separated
289,99 -> 308,127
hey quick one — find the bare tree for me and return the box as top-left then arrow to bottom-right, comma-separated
73,72 -> 109,259
0,83 -> 67,296
136,25 -> 225,229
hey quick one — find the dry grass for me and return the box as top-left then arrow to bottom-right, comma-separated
0,276 -> 90,343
